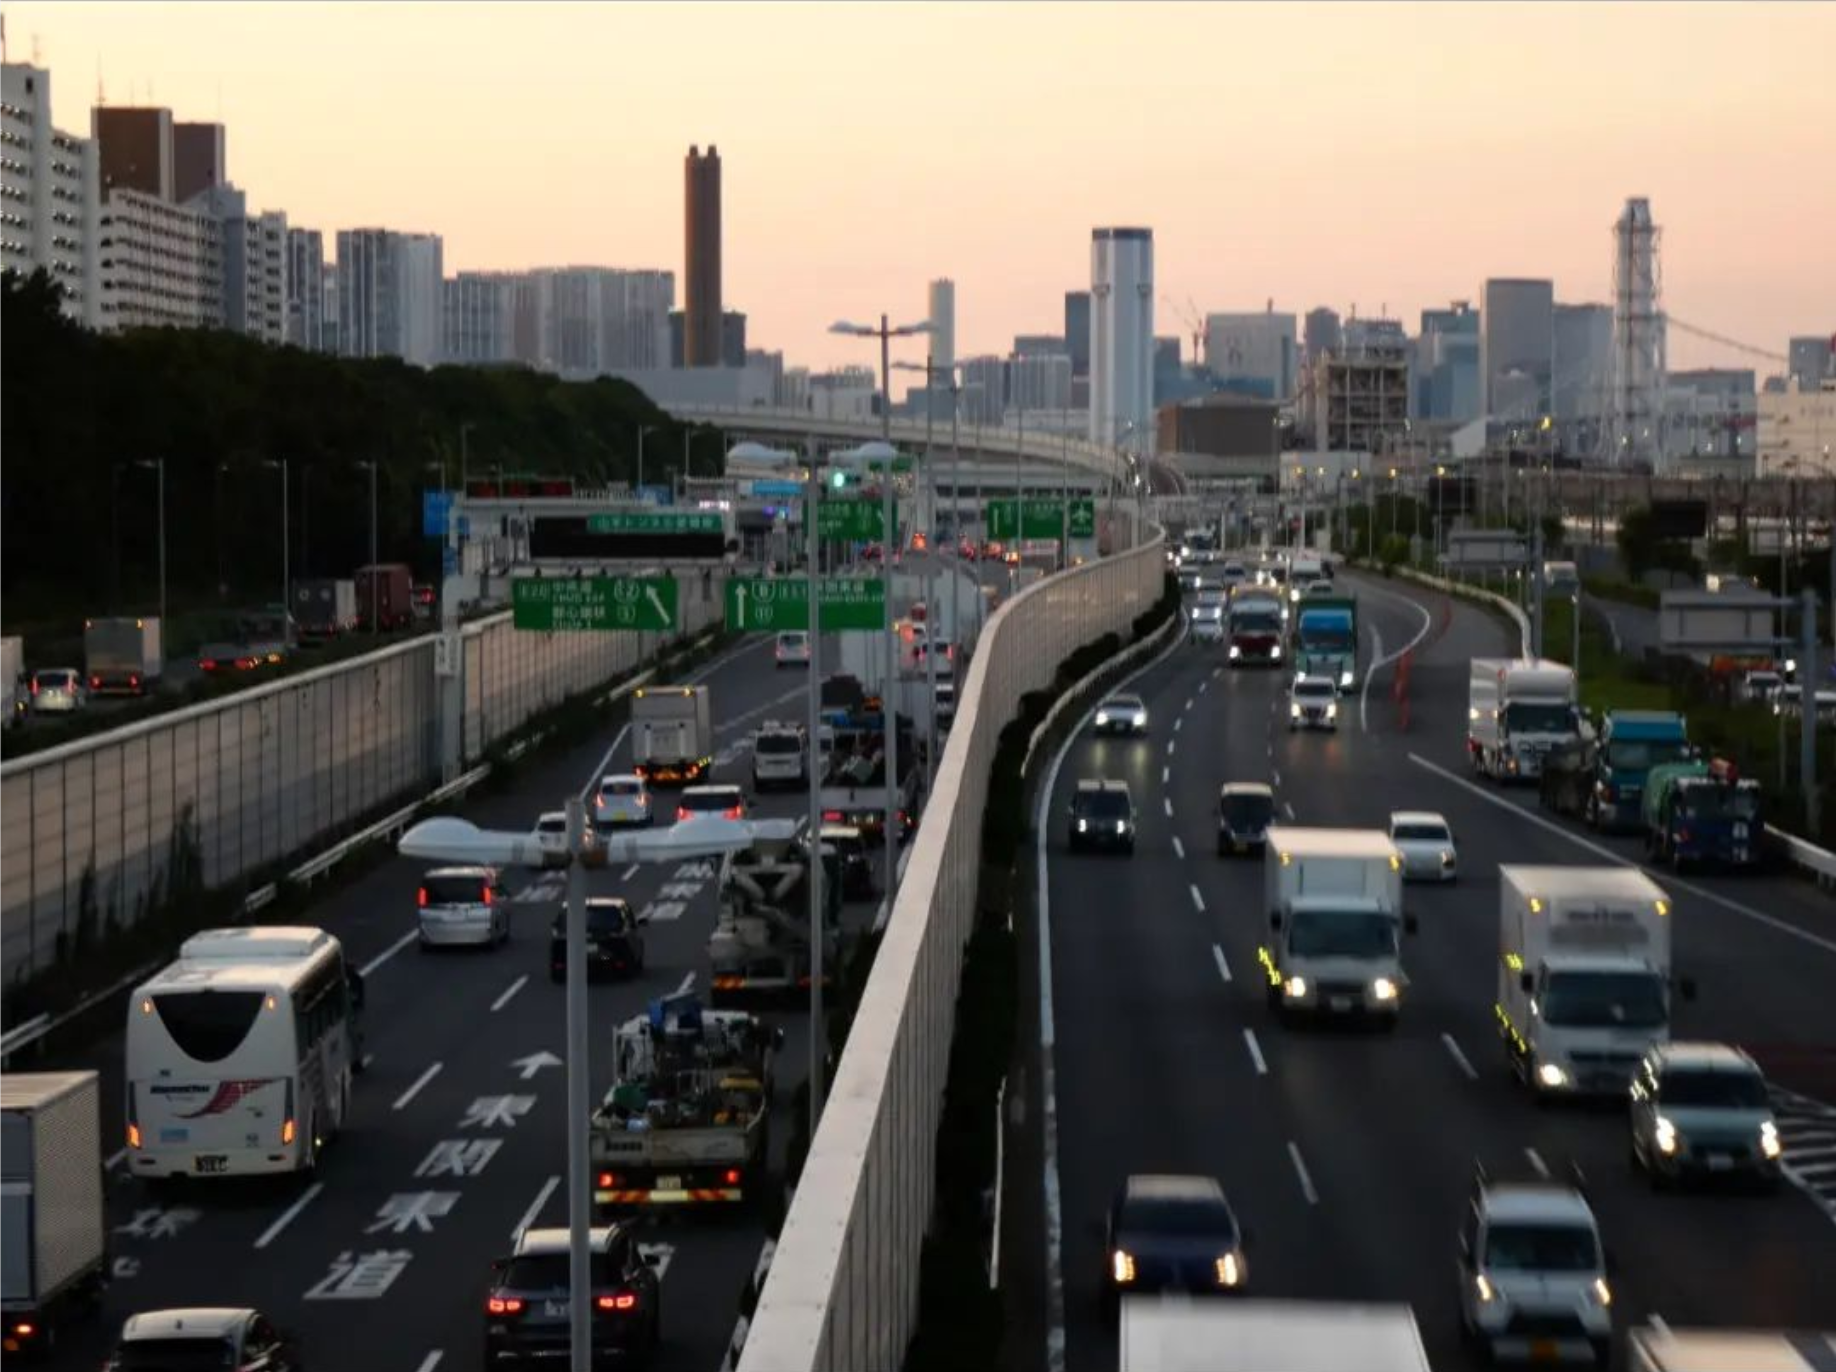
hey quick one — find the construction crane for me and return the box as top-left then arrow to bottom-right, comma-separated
1160,294 -> 1206,370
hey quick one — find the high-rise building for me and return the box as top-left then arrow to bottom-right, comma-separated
778,365 -> 810,411
187,184 -> 287,345
489,266 -> 674,373
1310,324 -> 1410,453
1064,289 -> 1091,380
96,188 -> 221,330
93,106 -> 174,198
172,121 -> 226,203
1481,277 -> 1555,420
746,347 -> 784,397
1011,352 -> 1073,412
928,278 -> 956,376
336,228 -> 443,366
321,263 -> 339,354
1788,336 -> 1833,393
1153,336 -> 1182,402
1303,306 -> 1342,362
1203,308 -> 1298,400
443,271 -> 513,364
683,144 -> 722,366
1,62 -> 103,327
1089,227 -> 1154,452
1014,333 -> 1065,357
1417,300 -> 1481,423
961,354 -> 1007,425
1552,302 -> 1612,430
1669,368 -> 1756,468
809,366 -> 877,421
721,309 -> 746,368
1757,376 -> 1835,477
285,228 -> 326,350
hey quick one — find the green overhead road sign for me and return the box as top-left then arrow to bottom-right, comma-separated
512,575 -> 678,631
985,497 -> 1097,541
585,511 -> 723,535
724,576 -> 886,632
815,499 -> 885,541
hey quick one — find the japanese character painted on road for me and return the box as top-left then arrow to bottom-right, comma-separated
304,1249 -> 415,1300
414,1138 -> 504,1178
366,1191 -> 460,1235
459,1094 -> 537,1129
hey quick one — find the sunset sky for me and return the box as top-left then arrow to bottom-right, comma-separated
6,1 -> 1832,373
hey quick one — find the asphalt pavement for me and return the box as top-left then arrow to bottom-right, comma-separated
1032,570 -> 1836,1372
37,624 -> 915,1372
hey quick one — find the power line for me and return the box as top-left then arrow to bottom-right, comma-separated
1664,315 -> 1788,364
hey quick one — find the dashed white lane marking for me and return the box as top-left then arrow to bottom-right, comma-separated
1525,1148 -> 1550,1178
393,1062 -> 443,1111
1184,696 -> 1195,712
253,1182 -> 324,1249
490,975 -> 529,1013
1166,739 -> 1176,756
1164,798 -> 1174,818
1408,752 -> 1836,959
1272,769 -> 1281,786
1172,836 -> 1185,860
673,970 -> 696,997
358,929 -> 417,978
512,1176 -> 561,1240
1212,667 -> 1222,679
1212,944 -> 1233,984
1162,766 -> 1170,785
1283,801 -> 1296,820
361,1053 -> 375,1070
1199,680 -> 1210,694
1189,883 -> 1205,912
1244,1028 -> 1268,1075
105,1147 -> 127,1170
413,1354 -> 444,1372
1441,1033 -> 1478,1081
1287,1141 -> 1318,1204
620,863 -> 640,881
1174,715 -> 1184,732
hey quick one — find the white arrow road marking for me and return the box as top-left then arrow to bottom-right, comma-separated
511,1051 -> 563,1081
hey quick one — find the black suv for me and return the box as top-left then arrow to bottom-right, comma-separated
550,898 -> 646,982
484,1225 -> 661,1368
1069,780 -> 1136,854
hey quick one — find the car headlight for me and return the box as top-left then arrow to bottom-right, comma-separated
1537,1061 -> 1569,1089
1654,1116 -> 1678,1155
1761,1120 -> 1782,1159
1133,712 -> 1147,727
1340,670 -> 1353,688
1325,703 -> 1338,720
1076,819 -> 1089,833
1215,1253 -> 1242,1287
1095,712 -> 1111,726
1371,977 -> 1399,1002
1290,703 -> 1302,718
1229,644 -> 1242,659
1440,850 -> 1455,866
1284,976 -> 1308,999
1115,820 -> 1127,834
1271,645 -> 1282,660
1112,1249 -> 1136,1284
1475,1273 -> 1497,1304
1591,1278 -> 1613,1308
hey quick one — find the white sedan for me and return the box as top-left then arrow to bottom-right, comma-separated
1388,810 -> 1458,882
594,773 -> 653,828
533,812 -> 600,868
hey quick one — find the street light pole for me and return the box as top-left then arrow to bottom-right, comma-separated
563,796 -> 591,1372
459,423 -> 473,492
637,425 -> 657,494
804,445 -> 825,1130
264,458 -> 289,618
134,459 -> 167,629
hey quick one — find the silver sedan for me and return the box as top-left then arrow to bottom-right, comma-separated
1387,810 -> 1457,881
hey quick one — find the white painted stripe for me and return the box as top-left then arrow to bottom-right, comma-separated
1525,1148 -> 1550,1178
393,1062 -> 443,1112
1244,1029 -> 1267,1075
358,929 -> 417,978
1212,666 -> 1222,678
1189,883 -> 1205,912
1163,798 -> 1174,817
413,1354 -> 444,1372
578,722 -> 634,803
361,1053 -> 375,1070
673,970 -> 696,997
1166,739 -> 1176,756
1441,1033 -> 1478,1081
1648,1315 -> 1671,1340
1287,1141 -> 1318,1204
1162,766 -> 1170,785
1407,751 -> 1836,958
1184,696 -> 1194,711
490,975 -> 529,1013
105,1146 -> 127,1170
512,1175 -> 561,1240
1355,576 -> 1434,732
1172,836 -> 1185,860
1198,680 -> 1209,694
1212,944 -> 1232,984
1272,769 -> 1281,787
1174,716 -> 1183,733
1282,801 -> 1296,820
620,863 -> 640,882
253,1181 -> 323,1249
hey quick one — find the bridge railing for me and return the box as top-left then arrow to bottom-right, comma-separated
737,523 -> 1166,1372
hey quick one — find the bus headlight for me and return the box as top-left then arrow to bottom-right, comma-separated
1654,1116 -> 1678,1155
1537,1061 -> 1569,1089
1371,977 -> 1399,1002
1761,1121 -> 1782,1159
1284,976 -> 1308,999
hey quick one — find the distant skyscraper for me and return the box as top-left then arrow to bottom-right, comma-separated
93,106 -> 174,199
172,121 -> 226,203
443,272 -> 513,364
1304,306 -> 1342,361
1417,300 -> 1481,423
1014,333 -> 1066,357
1011,352 -> 1073,411
1788,336 -> 1833,392
1089,228 -> 1154,452
96,189 -> 221,331
1,62 -> 102,328
1553,302 -> 1613,425
1203,309 -> 1298,400
1610,198 -> 1666,466
1065,290 -> 1092,379
961,354 -> 1007,425
187,183 -> 287,345
721,309 -> 747,368
1153,336 -> 1182,403
683,145 -> 722,367
286,228 -> 326,351
337,228 -> 444,367
1481,278 -> 1555,419
928,279 -> 956,376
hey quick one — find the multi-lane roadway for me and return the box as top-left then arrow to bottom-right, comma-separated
37,623 -> 903,1372
1029,568 -> 1836,1370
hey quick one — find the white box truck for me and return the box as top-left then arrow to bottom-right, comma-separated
1469,657 -> 1581,782
1119,1297 -> 1431,1372
83,615 -> 163,695
1627,1325 -> 1836,1371
1,1071 -> 107,1356
631,684 -> 714,786
1260,827 -> 1413,1025
1497,865 -> 1680,1097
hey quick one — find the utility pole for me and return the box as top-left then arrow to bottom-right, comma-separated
1801,588 -> 1821,837
804,442 -> 826,1130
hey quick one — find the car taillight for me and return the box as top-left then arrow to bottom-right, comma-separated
89,675 -> 101,689
823,809 -> 843,822
598,1293 -> 638,1311
126,1122 -> 142,1150
282,1118 -> 296,1145
130,674 -> 140,688
724,804 -> 744,819
487,1297 -> 524,1315
28,679 -> 38,694
597,1171 -> 622,1187
724,1168 -> 741,1185
482,886 -> 495,906
200,658 -> 219,671
417,887 -> 429,907
677,806 -> 693,822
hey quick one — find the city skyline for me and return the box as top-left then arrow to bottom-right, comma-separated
4,1 -> 1832,374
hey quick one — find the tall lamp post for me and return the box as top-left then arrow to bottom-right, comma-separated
891,358 -> 947,798
356,460 -> 379,633
636,424 -> 658,494
133,459 -> 166,629
264,458 -> 290,620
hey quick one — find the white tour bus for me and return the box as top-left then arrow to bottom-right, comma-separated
125,925 -> 364,1178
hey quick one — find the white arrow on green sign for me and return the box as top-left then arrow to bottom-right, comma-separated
724,577 -> 885,632
512,576 -> 678,631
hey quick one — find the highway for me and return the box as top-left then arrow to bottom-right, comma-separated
34,615 -> 917,1372
1031,568 -> 1836,1371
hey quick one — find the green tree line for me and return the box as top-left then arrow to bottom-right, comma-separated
1,269 -> 710,626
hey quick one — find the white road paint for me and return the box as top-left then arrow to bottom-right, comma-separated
1198,680 -> 1209,694
1212,944 -> 1232,984
393,1062 -> 443,1112
1525,1148 -> 1550,1178
1441,1033 -> 1478,1081
1188,883 -> 1205,912
511,1175 -> 561,1240
1184,696 -> 1195,712
1166,739 -> 1176,757
1171,836 -> 1185,860
1287,1141 -> 1319,1204
361,1053 -> 375,1070
489,975 -> 529,1013
1408,751 -> 1836,959
1647,1315 -> 1671,1340
105,1147 -> 127,1170
1162,766 -> 1170,785
620,863 -> 640,882
1356,577 -> 1435,731
673,970 -> 696,997
1283,801 -> 1296,820
1164,798 -> 1174,817
358,929 -> 418,978
1243,1028 -> 1267,1075
1272,769 -> 1281,787
253,1182 -> 324,1249
1174,716 -> 1183,733
413,1355 -> 444,1372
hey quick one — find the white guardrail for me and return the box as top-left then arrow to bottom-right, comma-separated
737,524 -> 1165,1372
1393,565 -> 1836,889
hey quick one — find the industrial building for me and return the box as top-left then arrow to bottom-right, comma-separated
1309,327 -> 1410,453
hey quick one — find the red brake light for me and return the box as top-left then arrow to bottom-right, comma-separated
724,1168 -> 741,1185
89,675 -> 101,689
200,659 -> 218,671
597,1171 -> 620,1187
724,804 -> 744,820
28,679 -> 38,694
417,887 -> 429,908
599,1292 -> 638,1311
130,674 -> 140,687
482,885 -> 495,907
487,1297 -> 524,1315
677,806 -> 692,822
823,810 -> 843,822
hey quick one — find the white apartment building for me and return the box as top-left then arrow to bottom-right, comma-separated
1758,378 -> 1836,477
337,227 -> 444,366
1204,309 -> 1298,400
96,186 -> 221,330
286,227 -> 326,350
499,266 -> 674,375
809,366 -> 877,421
444,270 -> 513,363
1010,351 -> 1073,412
1,61 -> 102,327
1090,227 -> 1155,453
188,183 -> 287,345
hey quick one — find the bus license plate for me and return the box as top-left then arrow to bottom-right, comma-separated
657,1175 -> 681,1191
195,1154 -> 228,1174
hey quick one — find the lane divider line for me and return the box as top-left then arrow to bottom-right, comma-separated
1166,739 -> 1176,757
358,929 -> 418,978
1184,696 -> 1195,712
393,1062 -> 443,1112
413,1355 -> 444,1372
1244,1028 -> 1267,1075
1189,884 -> 1205,912
1174,716 -> 1183,733
512,1175 -> 561,1240
1164,798 -> 1174,818
104,1146 -> 127,1170
490,975 -> 529,1013
1212,944 -> 1232,984
1272,769 -> 1281,787
1355,576 -> 1434,732
1162,766 -> 1170,785
620,863 -> 640,882
1198,680 -> 1209,694
1283,801 -> 1296,821
673,970 -> 696,997
253,1181 -> 324,1250
1172,836 -> 1185,860
1525,1148 -> 1550,1178
1287,1141 -> 1319,1204
1441,1033 -> 1478,1081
